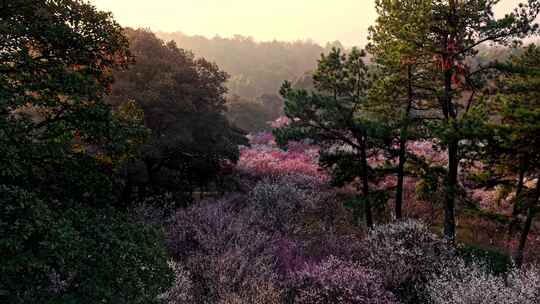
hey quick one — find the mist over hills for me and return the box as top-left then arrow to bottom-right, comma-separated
156,31 -> 346,99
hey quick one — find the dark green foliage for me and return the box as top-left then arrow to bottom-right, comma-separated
483,45 -> 540,189
484,44 -> 540,265
276,47 -> 392,227
0,186 -> 172,304
367,0 -> 540,242
0,1 -> 172,302
226,95 -> 274,132
108,29 -> 247,202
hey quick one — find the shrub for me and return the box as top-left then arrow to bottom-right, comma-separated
363,220 -> 454,289
356,220 -> 455,303
281,233 -> 366,271
166,197 -> 280,303
458,244 -> 512,275
286,256 -> 398,304
161,261 -> 193,303
219,279 -> 283,304
245,178 -> 314,233
426,259 -> 540,304
275,238 -> 307,275
236,140 -> 327,185
245,178 -> 348,235
0,186 -> 173,304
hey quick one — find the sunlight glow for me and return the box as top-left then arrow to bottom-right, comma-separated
91,0 -> 531,46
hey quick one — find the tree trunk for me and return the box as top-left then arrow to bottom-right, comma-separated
509,155 -> 528,236
395,140 -> 406,220
444,139 -> 459,244
395,65 -> 414,220
442,49 -> 458,243
360,135 -> 373,228
514,176 -> 540,267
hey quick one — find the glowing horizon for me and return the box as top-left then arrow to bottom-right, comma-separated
91,0 -> 535,47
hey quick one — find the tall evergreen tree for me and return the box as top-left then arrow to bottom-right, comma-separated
369,0 -> 540,242
486,45 -> 540,266
276,48 -> 388,227
367,0 -> 435,220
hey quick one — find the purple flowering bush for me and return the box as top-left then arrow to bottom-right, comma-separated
163,181 -> 455,304
166,196 -> 281,303
286,256 -> 398,304
164,187 -> 540,304
163,166 -> 540,304
164,176 -> 369,303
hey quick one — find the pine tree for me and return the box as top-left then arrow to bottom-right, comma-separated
367,0 -> 435,220
275,48 -> 386,227
488,45 -> 540,266
369,0 -> 540,242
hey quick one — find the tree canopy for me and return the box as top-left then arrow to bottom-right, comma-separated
108,29 -> 247,203
0,1 -> 172,302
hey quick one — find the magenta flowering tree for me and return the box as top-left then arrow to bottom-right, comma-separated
236,132 -> 329,186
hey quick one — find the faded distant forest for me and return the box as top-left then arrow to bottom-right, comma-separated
2,1 -> 540,304
156,32 -> 344,132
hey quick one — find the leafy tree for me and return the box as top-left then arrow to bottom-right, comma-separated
276,48 -> 388,227
369,0 -> 540,242
0,186 -> 171,303
108,29 -> 247,203
484,45 -> 540,266
367,0 -> 435,219
226,95 -> 274,132
0,1 -> 172,302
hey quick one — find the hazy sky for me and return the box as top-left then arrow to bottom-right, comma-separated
91,0 -> 531,47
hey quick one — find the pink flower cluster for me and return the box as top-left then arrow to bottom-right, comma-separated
408,141 -> 448,164
237,132 -> 329,185
471,188 -> 512,214
270,116 -> 291,128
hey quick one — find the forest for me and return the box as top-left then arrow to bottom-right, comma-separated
1,0 -> 540,303
154,32 -> 342,132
